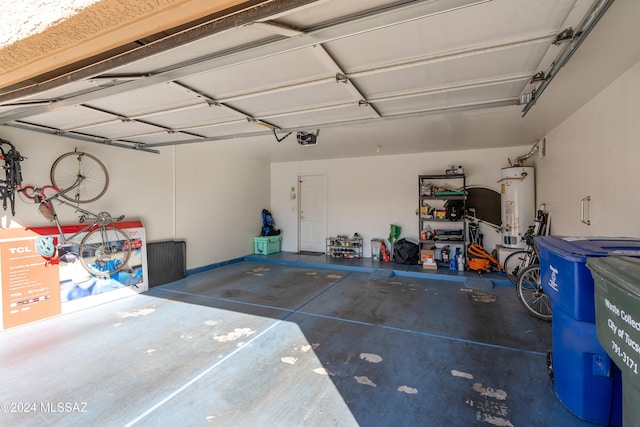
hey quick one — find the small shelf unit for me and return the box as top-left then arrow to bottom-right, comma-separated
419,173 -> 467,267
326,236 -> 363,259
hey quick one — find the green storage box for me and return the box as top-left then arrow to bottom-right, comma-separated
588,256 -> 640,427
253,235 -> 281,255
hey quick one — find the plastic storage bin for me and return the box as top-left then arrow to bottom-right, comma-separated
589,256 -> 640,427
253,235 -> 282,255
535,236 -> 640,425
371,238 -> 383,261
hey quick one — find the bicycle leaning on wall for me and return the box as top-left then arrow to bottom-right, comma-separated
20,151 -> 132,277
502,206 -> 551,321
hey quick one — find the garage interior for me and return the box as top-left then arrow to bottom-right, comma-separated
1,0 -> 639,425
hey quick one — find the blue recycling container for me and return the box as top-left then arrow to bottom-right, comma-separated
536,237 -> 640,323
535,236 -> 640,425
550,306 -> 622,425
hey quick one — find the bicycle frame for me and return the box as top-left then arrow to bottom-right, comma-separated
503,207 -> 548,283
35,177 -> 121,246
32,178 -> 130,274
22,151 -> 132,278
0,139 -> 25,216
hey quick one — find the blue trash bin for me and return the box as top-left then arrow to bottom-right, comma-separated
536,237 -> 640,425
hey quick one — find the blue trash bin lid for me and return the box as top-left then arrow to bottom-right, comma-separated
535,236 -> 640,262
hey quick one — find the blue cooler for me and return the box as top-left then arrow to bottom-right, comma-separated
536,237 -> 640,425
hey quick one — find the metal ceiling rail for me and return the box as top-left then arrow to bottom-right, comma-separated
521,0 -> 614,116
0,0 -> 489,125
140,98 -> 519,148
63,41 -> 381,136
308,44 -> 381,119
9,95 -> 518,150
365,74 -> 531,103
0,0 -> 319,102
169,81 -> 280,129
254,77 -> 527,122
143,98 -> 522,148
65,102 -> 209,132
47,32 -> 548,137
0,30 -> 557,115
5,121 -> 160,153
79,102 -> 208,140
188,32 -> 553,104
348,32 -> 556,78
53,73 -> 527,142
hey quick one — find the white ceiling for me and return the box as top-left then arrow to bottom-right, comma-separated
0,0 -> 638,162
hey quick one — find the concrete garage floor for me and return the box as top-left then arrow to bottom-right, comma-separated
1,255 -> 601,426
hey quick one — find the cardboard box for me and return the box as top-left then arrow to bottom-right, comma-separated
421,249 -> 437,270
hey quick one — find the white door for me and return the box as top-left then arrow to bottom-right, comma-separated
299,174 -> 327,252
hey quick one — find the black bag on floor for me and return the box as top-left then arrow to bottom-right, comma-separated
393,238 -> 419,265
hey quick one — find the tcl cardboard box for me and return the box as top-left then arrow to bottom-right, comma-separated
421,249 -> 437,270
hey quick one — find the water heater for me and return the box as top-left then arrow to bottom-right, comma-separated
500,166 -> 535,248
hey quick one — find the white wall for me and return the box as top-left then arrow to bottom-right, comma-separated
0,126 -> 175,237
271,145 -> 533,257
272,58 -> 640,254
535,58 -> 640,238
0,127 -> 271,270
3,58 -> 638,270
174,143 -> 270,268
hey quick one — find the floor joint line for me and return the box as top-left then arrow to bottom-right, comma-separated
124,315 -> 285,426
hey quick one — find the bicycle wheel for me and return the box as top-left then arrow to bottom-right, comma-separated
503,250 -> 529,285
50,151 -> 109,203
79,226 -> 131,277
517,264 -> 552,321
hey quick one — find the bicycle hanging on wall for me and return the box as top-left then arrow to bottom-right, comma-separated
0,138 -> 26,216
20,151 -> 132,277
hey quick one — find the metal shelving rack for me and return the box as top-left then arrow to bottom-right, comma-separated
326,236 -> 363,259
418,173 -> 467,266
